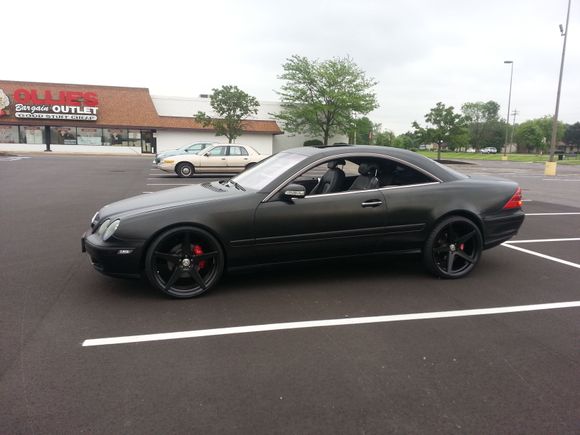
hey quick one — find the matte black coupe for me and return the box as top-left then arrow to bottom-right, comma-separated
82,145 -> 524,298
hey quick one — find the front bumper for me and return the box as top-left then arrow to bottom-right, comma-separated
82,230 -> 144,278
482,210 -> 525,249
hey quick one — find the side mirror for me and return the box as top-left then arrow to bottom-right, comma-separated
282,184 -> 306,199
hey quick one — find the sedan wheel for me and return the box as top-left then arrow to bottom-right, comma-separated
423,216 -> 482,279
176,162 -> 194,178
145,227 -> 224,298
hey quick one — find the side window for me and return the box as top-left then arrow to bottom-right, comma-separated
208,146 -> 226,156
229,146 -> 248,156
381,162 -> 434,187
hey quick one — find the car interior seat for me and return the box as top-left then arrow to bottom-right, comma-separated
348,162 -> 380,191
312,159 -> 346,194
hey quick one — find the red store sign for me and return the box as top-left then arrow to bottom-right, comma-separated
11,88 -> 100,121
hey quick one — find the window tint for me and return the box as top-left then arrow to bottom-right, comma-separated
381,163 -> 434,187
207,146 -> 227,156
229,146 -> 248,156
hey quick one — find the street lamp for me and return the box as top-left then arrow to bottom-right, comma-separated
503,60 -> 514,158
546,0 -> 572,176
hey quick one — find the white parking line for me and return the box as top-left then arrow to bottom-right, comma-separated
508,238 -> 580,244
502,243 -> 580,270
82,301 -> 580,347
543,179 -> 580,182
526,212 -> 580,216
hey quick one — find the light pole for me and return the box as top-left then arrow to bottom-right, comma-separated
503,60 -> 514,158
546,0 -> 572,176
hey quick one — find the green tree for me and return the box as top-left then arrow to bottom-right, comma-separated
275,55 -> 379,145
374,129 -> 395,146
564,122 -> 580,148
461,101 -> 500,149
515,121 -> 544,152
351,116 -> 378,144
194,85 -> 259,143
392,132 -> 417,149
534,116 -> 566,144
412,102 -> 469,155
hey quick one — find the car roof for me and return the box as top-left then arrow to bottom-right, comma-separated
281,145 -> 464,182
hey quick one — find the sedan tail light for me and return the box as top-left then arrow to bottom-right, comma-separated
503,187 -> 523,210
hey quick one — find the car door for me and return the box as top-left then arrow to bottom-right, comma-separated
197,145 -> 229,173
253,188 -> 389,263
226,146 -> 250,172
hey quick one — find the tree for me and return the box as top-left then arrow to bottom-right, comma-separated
194,85 -> 259,143
374,129 -> 395,146
351,116 -> 378,144
564,122 -> 580,148
515,121 -> 544,152
275,55 -> 379,145
461,101 -> 500,149
412,102 -> 469,156
533,116 -> 565,144
392,132 -> 417,149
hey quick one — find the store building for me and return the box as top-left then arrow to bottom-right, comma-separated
0,80 -> 301,155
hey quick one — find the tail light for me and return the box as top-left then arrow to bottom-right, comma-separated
503,187 -> 523,210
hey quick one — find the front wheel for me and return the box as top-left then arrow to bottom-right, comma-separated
145,226 -> 224,298
423,216 -> 482,279
176,162 -> 194,178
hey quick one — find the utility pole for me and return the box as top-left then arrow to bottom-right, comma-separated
546,0 -> 572,175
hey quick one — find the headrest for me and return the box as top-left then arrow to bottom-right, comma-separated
327,159 -> 346,169
358,162 -> 378,175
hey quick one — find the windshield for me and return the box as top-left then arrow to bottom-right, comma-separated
231,152 -> 306,191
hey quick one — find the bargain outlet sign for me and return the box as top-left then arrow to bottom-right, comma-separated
13,89 -> 99,121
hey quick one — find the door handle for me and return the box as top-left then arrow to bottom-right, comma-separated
361,200 -> 382,208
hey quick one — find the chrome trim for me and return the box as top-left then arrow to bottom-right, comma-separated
263,152 -> 442,203
303,189 -> 380,199
379,181 -> 441,191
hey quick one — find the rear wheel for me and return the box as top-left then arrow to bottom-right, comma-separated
145,226 -> 224,298
176,162 -> 194,178
423,216 -> 482,278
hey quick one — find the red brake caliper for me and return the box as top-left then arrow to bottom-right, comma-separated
193,245 -> 206,269
459,243 -> 465,250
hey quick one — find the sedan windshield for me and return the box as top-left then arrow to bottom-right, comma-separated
231,152 -> 305,191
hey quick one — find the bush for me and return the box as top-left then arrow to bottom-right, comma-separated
303,139 -> 323,146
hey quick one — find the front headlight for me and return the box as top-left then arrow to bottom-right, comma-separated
97,219 -> 111,236
102,219 -> 120,241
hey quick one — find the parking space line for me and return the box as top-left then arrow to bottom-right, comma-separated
82,301 -> 580,347
146,183 -> 192,186
525,212 -> 580,216
508,238 -> 580,244
502,243 -> 580,270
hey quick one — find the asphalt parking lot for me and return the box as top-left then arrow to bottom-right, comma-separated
1,154 -> 579,434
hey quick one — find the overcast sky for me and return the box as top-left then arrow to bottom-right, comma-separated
4,0 -> 579,134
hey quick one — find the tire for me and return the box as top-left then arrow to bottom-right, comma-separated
145,226 -> 224,298
176,162 -> 194,178
423,216 -> 482,279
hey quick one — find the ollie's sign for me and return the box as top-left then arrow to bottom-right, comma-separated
11,88 -> 99,121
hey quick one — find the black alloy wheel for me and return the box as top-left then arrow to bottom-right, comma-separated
145,227 -> 224,298
423,216 -> 482,279
176,162 -> 194,178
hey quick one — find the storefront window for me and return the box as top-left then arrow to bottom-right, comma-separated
77,128 -> 103,145
104,129 -> 127,146
0,125 -> 19,143
127,130 -> 141,147
20,126 -> 45,144
51,126 -> 77,145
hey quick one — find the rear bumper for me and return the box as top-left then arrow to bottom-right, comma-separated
482,210 -> 525,249
82,231 -> 144,278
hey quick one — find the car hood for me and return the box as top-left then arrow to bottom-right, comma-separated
156,149 -> 189,159
98,182 -> 242,220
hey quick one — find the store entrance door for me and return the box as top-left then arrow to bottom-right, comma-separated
141,130 -> 153,154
